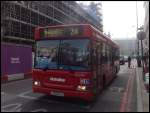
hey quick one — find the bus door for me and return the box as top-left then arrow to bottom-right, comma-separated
96,42 -> 103,91
112,48 -> 116,75
92,41 -> 102,94
109,46 -> 114,78
92,41 -> 98,94
108,45 -> 114,81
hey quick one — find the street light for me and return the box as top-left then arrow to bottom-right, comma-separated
135,1 -> 141,67
137,29 -> 146,81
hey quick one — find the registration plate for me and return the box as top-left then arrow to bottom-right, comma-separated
50,91 -> 64,97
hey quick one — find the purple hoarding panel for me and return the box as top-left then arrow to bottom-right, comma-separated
1,43 -> 32,75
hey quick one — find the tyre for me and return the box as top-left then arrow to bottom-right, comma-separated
103,75 -> 106,89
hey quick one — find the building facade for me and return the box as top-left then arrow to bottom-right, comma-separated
78,2 -> 103,26
114,39 -> 136,57
1,1 -> 103,48
143,1 -> 149,54
143,1 -> 149,72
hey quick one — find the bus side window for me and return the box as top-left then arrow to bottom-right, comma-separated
110,46 -> 113,64
113,48 -> 115,63
115,49 -> 117,60
114,48 -> 119,60
110,47 -> 114,65
99,43 -> 102,65
102,42 -> 106,64
106,45 -> 109,63
92,41 -> 97,65
109,45 -> 112,64
96,42 -> 101,65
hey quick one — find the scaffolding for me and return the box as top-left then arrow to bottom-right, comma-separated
1,1 -> 103,47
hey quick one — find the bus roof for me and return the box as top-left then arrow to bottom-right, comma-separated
36,24 -> 90,29
89,24 -> 119,48
35,24 -> 119,49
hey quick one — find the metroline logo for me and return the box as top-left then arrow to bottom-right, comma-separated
49,77 -> 66,82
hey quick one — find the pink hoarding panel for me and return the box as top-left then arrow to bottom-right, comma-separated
1,43 -> 32,75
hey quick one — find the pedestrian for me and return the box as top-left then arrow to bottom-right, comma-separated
128,56 -> 131,68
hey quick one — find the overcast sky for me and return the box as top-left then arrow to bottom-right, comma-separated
77,1 -> 145,40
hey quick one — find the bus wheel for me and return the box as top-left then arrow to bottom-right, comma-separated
116,67 -> 118,73
92,87 -> 99,102
115,67 -> 118,76
103,75 -> 106,89
92,92 -> 98,103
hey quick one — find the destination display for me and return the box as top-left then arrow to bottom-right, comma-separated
41,26 -> 83,38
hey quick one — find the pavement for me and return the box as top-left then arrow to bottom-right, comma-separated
136,67 -> 149,112
1,62 -> 149,112
131,58 -> 149,112
1,72 -> 31,84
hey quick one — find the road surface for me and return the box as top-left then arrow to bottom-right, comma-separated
1,63 -> 137,112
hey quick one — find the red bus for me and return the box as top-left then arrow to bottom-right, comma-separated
32,24 -> 120,101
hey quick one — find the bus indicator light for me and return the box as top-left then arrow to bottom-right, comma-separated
80,79 -> 90,85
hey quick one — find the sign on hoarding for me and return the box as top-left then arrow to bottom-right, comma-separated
1,43 -> 32,75
10,57 -> 20,64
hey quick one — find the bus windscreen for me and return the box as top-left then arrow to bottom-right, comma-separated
35,39 -> 91,71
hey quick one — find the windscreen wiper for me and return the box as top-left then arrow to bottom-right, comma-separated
59,64 -> 72,70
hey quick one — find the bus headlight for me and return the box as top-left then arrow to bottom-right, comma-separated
77,85 -> 87,91
33,81 -> 40,86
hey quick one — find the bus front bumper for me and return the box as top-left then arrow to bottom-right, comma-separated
32,86 -> 94,101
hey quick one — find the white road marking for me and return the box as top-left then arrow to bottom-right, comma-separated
2,78 -> 32,86
18,90 -> 33,96
18,94 -> 37,100
18,91 -> 66,104
17,90 -> 91,109
31,109 -> 47,112
8,73 -> 24,81
2,103 -> 48,112
18,90 -> 37,100
109,87 -> 124,93
1,103 -> 22,112
1,92 -> 5,95
18,90 -> 61,103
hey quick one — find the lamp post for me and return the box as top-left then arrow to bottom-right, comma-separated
136,1 -> 142,67
137,29 -> 146,81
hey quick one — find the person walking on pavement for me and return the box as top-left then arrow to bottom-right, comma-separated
128,56 -> 131,68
